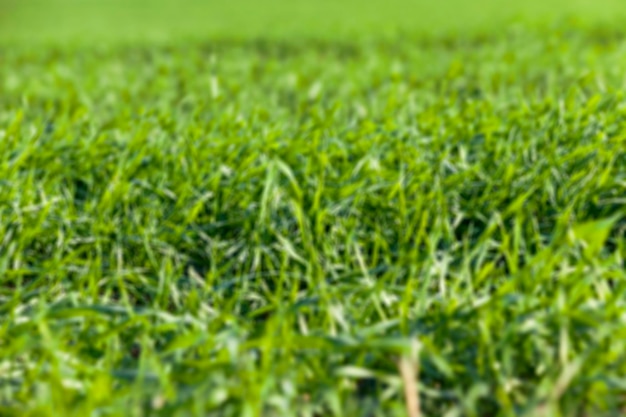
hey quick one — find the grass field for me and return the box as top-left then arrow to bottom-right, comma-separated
2,1 -> 626,416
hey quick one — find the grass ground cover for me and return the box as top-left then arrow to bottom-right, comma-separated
2,0 -> 626,43
1,2 -> 626,416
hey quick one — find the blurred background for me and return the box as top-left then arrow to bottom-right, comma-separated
1,0 -> 626,44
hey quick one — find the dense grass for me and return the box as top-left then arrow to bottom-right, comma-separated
2,2 -> 626,416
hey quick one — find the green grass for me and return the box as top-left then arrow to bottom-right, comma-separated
3,0 -> 626,43
2,2 -> 626,416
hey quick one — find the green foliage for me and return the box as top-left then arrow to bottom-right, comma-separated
1,6 -> 626,417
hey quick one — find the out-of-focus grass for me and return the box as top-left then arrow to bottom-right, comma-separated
3,1 -> 626,417
2,25 -> 626,415
1,0 -> 626,43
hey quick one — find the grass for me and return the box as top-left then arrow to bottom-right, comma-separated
1,1 -> 626,416
3,0 -> 626,43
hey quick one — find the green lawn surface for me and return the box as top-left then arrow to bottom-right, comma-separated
1,0 -> 626,42
1,1 -> 626,416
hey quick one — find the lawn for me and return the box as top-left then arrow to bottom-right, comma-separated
1,1 -> 626,416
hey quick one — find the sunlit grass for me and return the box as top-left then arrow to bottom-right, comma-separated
1,4 -> 626,416
2,0 -> 626,43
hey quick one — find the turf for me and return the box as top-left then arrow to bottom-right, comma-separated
1,2 -> 626,417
